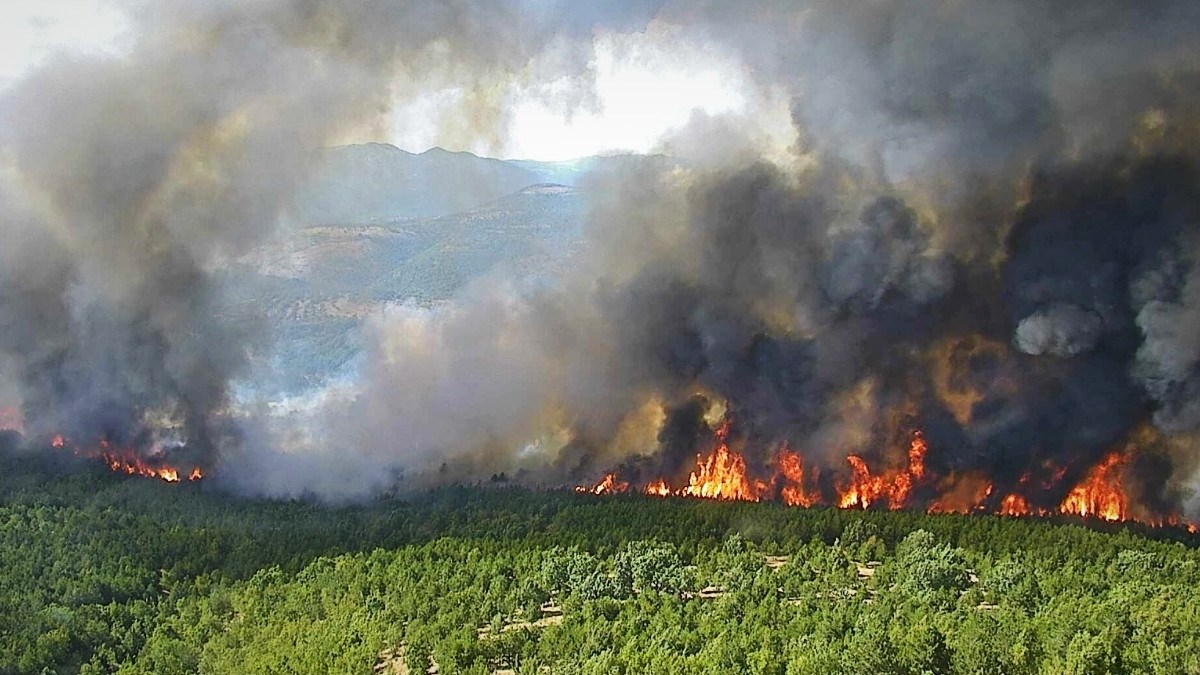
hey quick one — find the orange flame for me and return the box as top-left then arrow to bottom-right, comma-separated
575,472 -> 628,495
907,430 -> 927,480
927,474 -> 992,514
838,430 -> 927,510
644,479 -> 670,496
999,493 -> 1035,517
888,470 -> 914,508
838,455 -> 883,508
682,444 -> 765,501
1059,451 -> 1128,522
776,443 -> 819,507
51,435 -> 204,483
681,421 -> 767,501
573,423 -> 1196,532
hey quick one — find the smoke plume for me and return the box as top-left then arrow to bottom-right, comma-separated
268,0 -> 1200,510
4,0 -> 1200,516
0,0 -> 623,463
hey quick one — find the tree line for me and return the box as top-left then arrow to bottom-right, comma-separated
1,453 -> 1197,674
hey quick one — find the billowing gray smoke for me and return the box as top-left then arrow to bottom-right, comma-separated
0,0 -> 627,460
5,1 -> 1200,516
267,0 -> 1200,510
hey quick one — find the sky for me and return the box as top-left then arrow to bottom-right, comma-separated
0,0 -> 772,161
389,22 -> 760,161
0,0 -> 130,85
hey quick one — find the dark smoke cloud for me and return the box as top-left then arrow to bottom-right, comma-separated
1134,239 -> 1200,433
5,0 -> 1200,514
265,0 -> 1200,508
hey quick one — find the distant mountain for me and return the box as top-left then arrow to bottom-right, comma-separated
506,158 -> 593,186
235,182 -> 585,389
511,153 -> 683,186
291,143 -> 542,224
291,143 -> 684,225
261,182 -> 584,305
363,183 -> 584,303
241,146 -> 682,390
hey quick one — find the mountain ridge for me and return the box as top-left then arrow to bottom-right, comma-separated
291,142 -> 542,224
293,142 -> 681,225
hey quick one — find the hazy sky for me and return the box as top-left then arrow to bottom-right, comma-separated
0,1 -> 130,84
0,0 -> 762,161
391,21 -> 758,161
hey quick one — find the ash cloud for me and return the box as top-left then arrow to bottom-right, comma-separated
5,0 -> 1200,513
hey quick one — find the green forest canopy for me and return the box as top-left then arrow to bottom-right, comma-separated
1,453 -> 1197,675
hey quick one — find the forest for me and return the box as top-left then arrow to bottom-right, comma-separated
2,452 -> 1198,675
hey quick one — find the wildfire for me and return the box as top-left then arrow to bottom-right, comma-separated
681,422 -> 767,500
999,493 -> 1035,517
991,473 -> 1044,517
574,472 -> 627,495
907,431 -> 927,479
644,479 -> 670,496
777,444 -> 819,507
51,435 -> 204,484
103,452 -> 180,482
838,455 -> 882,508
837,431 -> 928,510
578,425 -> 797,503
573,421 -> 1195,531
1059,451 -> 1128,522
927,473 -> 993,515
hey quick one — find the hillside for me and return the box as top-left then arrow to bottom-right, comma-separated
291,143 -> 544,224
290,143 -> 682,226
236,145 -> 678,394
232,182 -> 586,389
1,454 -> 1197,675
509,153 -> 683,186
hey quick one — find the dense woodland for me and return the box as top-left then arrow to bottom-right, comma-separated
2,452 -> 1199,675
